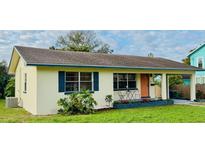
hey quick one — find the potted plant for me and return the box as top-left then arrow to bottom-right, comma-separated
105,95 -> 113,107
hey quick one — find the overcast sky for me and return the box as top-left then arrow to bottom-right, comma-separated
0,30 -> 205,64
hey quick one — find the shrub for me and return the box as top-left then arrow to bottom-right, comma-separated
57,90 -> 97,115
196,90 -> 204,99
0,60 -> 10,98
4,77 -> 15,97
170,91 -> 182,99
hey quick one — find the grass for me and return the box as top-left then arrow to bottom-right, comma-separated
1,99 -> 205,123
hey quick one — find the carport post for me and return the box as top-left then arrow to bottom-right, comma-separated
166,75 -> 170,99
190,73 -> 196,101
161,73 -> 167,100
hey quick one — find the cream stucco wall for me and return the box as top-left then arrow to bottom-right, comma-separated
15,58 -> 21,102
36,67 -> 114,115
93,71 -> 114,108
36,69 -> 62,115
15,58 -> 37,115
14,63 -> 196,115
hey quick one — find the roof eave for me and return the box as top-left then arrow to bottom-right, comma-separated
27,63 -> 200,71
8,47 -> 27,74
188,44 -> 205,57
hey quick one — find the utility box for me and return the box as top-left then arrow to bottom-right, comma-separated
5,97 -> 18,108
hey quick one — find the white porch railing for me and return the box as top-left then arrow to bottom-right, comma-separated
113,89 -> 141,101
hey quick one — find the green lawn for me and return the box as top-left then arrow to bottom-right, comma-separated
1,99 -> 205,122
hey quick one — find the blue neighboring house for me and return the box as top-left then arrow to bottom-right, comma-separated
182,74 -> 191,85
188,44 -> 205,84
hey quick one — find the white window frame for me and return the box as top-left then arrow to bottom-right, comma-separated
65,72 -> 93,92
197,57 -> 204,68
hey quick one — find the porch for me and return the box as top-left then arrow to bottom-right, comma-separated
113,73 -> 196,102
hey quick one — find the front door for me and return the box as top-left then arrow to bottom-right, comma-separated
140,74 -> 149,98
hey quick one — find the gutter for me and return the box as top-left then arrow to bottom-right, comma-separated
27,63 -> 203,71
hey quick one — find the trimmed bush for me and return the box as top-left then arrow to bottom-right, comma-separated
113,99 -> 174,109
57,90 -> 97,115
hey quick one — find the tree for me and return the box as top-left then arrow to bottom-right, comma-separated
5,77 -> 15,97
182,57 -> 190,65
49,46 -> 56,50
168,75 -> 183,89
0,60 -> 10,98
97,43 -> 113,53
153,74 -> 183,89
153,74 -> 161,86
148,52 -> 154,57
53,31 -> 113,53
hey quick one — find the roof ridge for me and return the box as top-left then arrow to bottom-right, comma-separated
15,45 -> 110,55
14,45 -> 163,59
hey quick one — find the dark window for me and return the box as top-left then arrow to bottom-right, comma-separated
114,74 -> 118,90
118,73 -> 127,89
80,72 -> 92,81
128,74 -> 136,80
65,72 -> 92,92
80,72 -> 92,91
66,72 -> 78,81
198,58 -> 203,68
119,81 -> 127,89
65,72 -> 79,92
80,82 -> 92,91
24,73 -> 27,93
65,82 -> 79,92
128,74 -> 136,89
128,81 -> 136,89
118,73 -> 127,81
113,73 -> 136,91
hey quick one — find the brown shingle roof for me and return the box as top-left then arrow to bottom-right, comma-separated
14,46 -> 201,70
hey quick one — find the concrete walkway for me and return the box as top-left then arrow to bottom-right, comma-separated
173,99 -> 205,107
173,99 -> 193,105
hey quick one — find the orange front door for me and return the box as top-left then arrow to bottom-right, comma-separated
140,74 -> 149,98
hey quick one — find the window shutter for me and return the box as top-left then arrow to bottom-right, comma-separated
58,71 -> 65,92
93,72 -> 99,91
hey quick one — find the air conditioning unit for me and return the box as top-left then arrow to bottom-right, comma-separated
5,97 -> 18,108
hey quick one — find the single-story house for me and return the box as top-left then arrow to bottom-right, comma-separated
8,46 -> 200,115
